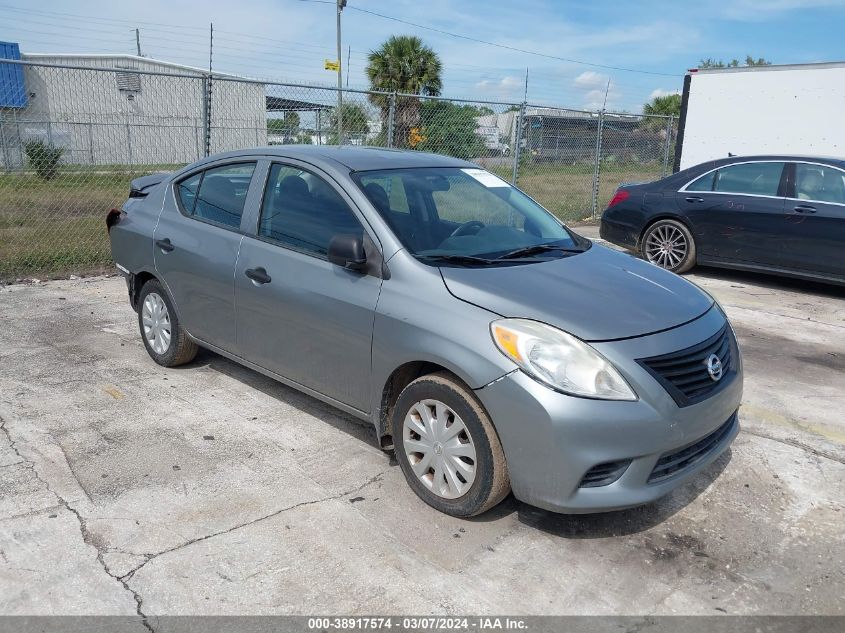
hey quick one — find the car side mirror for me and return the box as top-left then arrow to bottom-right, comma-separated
328,234 -> 367,272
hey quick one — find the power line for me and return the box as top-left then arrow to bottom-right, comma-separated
346,6 -> 681,77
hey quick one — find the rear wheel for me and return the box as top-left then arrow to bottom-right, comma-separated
137,279 -> 198,367
641,219 -> 696,273
393,372 -> 510,517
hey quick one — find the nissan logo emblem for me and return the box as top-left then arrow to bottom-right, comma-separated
706,353 -> 723,381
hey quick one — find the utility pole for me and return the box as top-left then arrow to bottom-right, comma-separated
135,28 -> 142,57
205,22 -> 214,157
523,66 -> 529,102
336,0 -> 346,144
346,44 -> 351,87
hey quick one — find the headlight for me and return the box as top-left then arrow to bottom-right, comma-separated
490,319 -> 637,400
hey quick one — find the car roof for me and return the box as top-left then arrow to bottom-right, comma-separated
194,145 -> 477,172
707,155 -> 845,168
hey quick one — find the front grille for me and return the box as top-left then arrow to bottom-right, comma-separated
579,459 -> 631,488
637,325 -> 734,407
648,414 -> 737,484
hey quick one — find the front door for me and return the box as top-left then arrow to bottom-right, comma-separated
234,162 -> 382,412
153,162 -> 258,351
781,162 -> 845,276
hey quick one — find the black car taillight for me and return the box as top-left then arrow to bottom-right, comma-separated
607,189 -> 630,208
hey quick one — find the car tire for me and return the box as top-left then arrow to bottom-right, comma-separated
137,279 -> 198,367
641,219 -> 696,273
392,372 -> 510,517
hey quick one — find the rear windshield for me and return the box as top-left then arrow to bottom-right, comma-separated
352,167 -> 586,265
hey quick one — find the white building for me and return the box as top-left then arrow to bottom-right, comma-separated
1,53 -> 267,167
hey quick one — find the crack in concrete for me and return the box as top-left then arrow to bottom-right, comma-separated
742,428 -> 845,465
0,415 -> 155,632
119,470 -> 387,583
49,432 -> 93,503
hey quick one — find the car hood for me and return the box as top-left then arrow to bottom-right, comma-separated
440,245 -> 714,341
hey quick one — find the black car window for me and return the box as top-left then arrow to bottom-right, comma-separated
686,171 -> 716,192
713,162 -> 785,196
176,163 -> 256,229
795,163 -> 845,204
259,163 -> 363,257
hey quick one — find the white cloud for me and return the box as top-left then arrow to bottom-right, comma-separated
572,72 -> 622,110
720,0 -> 843,20
474,75 -> 523,99
648,88 -> 681,100
573,71 -> 611,89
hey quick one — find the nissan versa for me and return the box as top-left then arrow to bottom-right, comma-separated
107,146 -> 743,517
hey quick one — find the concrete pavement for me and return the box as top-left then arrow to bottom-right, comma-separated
1,248 -> 843,615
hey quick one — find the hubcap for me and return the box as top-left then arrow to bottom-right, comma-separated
645,224 -> 688,270
141,292 -> 172,355
402,399 -> 477,500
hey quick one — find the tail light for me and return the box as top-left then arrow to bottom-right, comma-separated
106,208 -> 121,233
607,189 -> 630,208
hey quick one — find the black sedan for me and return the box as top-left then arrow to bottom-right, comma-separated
600,155 -> 845,284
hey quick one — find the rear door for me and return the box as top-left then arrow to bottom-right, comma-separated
675,161 -> 787,266
782,162 -> 845,276
234,161 -> 382,411
153,161 -> 258,351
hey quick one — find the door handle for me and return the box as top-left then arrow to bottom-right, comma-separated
793,204 -> 817,214
155,238 -> 175,252
685,196 -> 704,203
245,267 -> 272,285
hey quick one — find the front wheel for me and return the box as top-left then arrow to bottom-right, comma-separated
641,219 -> 696,273
393,372 -> 510,517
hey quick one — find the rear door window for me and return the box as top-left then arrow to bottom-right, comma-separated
795,163 -> 845,204
175,172 -> 201,213
712,162 -> 785,196
176,162 -> 256,229
685,171 -> 716,192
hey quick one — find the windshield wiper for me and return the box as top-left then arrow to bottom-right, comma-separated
419,254 -> 495,266
495,243 -> 585,260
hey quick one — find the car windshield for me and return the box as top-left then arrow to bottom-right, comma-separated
352,167 -> 587,265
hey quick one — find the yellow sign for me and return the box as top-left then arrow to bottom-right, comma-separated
409,127 -> 426,148
324,59 -> 340,71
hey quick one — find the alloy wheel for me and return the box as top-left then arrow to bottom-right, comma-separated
141,292 -> 172,355
645,224 -> 688,270
403,399 -> 478,499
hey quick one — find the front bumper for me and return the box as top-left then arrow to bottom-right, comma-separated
474,306 -> 743,513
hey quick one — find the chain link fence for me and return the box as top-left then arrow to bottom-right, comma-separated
0,59 -> 676,281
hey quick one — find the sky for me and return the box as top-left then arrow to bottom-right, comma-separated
2,0 -> 845,112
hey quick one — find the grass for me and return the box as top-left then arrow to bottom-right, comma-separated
0,171 -> 138,280
488,161 -> 667,222
0,160 -> 667,281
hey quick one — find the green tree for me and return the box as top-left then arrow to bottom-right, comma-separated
643,93 -> 682,117
366,35 -> 442,148
327,103 -> 370,144
267,112 -> 300,135
699,56 -> 772,69
415,100 -> 485,160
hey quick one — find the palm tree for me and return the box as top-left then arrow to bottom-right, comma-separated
643,94 -> 681,118
366,35 -> 442,148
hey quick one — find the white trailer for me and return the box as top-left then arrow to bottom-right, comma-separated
674,61 -> 845,171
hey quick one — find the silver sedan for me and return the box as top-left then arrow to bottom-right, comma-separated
108,146 -> 742,517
